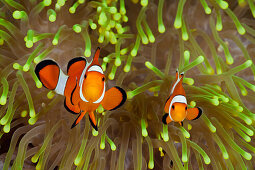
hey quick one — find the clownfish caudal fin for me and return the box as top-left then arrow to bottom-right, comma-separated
101,86 -> 127,111
186,107 -> 202,120
67,57 -> 86,76
89,112 -> 98,131
71,112 -> 85,128
162,113 -> 172,124
35,60 -> 68,95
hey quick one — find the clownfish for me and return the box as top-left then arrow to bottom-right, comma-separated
35,47 -> 127,130
162,69 -> 202,126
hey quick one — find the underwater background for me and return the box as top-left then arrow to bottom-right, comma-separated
0,0 -> 255,169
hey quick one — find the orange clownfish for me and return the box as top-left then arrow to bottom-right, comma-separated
162,69 -> 202,126
35,47 -> 127,130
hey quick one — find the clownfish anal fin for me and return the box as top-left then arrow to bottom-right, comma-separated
186,107 -> 202,120
71,112 -> 85,129
101,86 -> 127,111
35,60 -> 60,90
162,113 -> 171,124
64,98 -> 80,114
67,57 -> 86,76
89,112 -> 98,131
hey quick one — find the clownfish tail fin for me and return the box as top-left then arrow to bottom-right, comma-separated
186,107 -> 202,120
35,60 -> 68,95
35,60 -> 60,90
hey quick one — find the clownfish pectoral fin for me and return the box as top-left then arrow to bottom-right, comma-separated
35,60 -> 61,90
71,112 -> 85,128
89,112 -> 98,131
186,107 -> 202,120
162,113 -> 172,124
67,57 -> 86,77
101,86 -> 127,111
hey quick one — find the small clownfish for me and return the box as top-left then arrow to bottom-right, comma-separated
162,69 -> 202,126
35,47 -> 127,131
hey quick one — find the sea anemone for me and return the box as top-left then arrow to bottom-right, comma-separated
0,0 -> 255,169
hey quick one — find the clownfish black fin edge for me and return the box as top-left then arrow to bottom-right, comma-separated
35,59 -> 59,90
162,113 -> 169,124
89,116 -> 98,131
67,57 -> 86,74
64,98 -> 79,115
109,86 -> 127,111
71,121 -> 77,129
192,107 -> 202,120
71,116 -> 80,129
70,80 -> 77,105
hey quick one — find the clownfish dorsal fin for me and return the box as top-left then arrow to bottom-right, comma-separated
67,57 -> 87,77
90,47 -> 100,66
170,70 -> 184,95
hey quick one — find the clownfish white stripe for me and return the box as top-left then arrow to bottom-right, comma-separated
79,63 -> 89,102
88,65 -> 103,74
79,79 -> 88,102
168,95 -> 187,118
79,66 -> 88,88
93,83 -> 105,103
55,70 -> 68,95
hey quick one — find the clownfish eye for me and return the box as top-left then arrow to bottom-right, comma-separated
172,105 -> 175,109
102,77 -> 105,81
84,74 -> 87,79
185,106 -> 187,110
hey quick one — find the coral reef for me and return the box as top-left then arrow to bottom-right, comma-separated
0,0 -> 255,169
